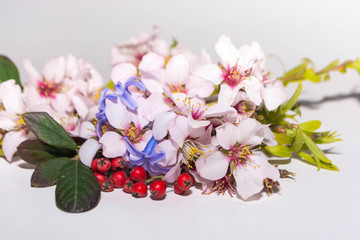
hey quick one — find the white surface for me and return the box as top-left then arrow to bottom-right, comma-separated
1,0 -> 360,240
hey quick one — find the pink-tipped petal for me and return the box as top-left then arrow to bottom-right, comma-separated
216,122 -> 240,150
165,54 -> 189,86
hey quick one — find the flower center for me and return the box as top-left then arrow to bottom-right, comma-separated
181,140 -> 212,169
37,80 -> 61,99
168,83 -> 186,94
228,144 -> 252,168
123,122 -> 143,143
219,62 -> 251,88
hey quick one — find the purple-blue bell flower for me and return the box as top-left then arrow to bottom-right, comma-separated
95,76 -> 146,137
114,76 -> 146,111
124,136 -> 170,176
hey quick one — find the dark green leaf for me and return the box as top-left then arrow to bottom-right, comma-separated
23,112 -> 77,151
17,139 -> 76,165
56,161 -> 101,213
299,120 -> 321,132
0,55 -> 22,89
265,145 -> 292,158
291,129 -> 304,153
31,158 -> 73,187
281,82 -> 303,114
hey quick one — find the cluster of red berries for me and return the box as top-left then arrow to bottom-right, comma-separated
91,157 -> 194,199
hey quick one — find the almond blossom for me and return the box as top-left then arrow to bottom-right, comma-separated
196,118 -> 279,199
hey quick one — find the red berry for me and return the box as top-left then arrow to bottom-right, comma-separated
110,171 -> 126,188
123,178 -> 134,193
111,157 -> 126,171
132,182 -> 148,198
174,183 -> 186,195
94,172 -> 107,185
130,166 -> 147,182
149,180 -> 167,198
96,158 -> 111,173
91,158 -> 99,172
101,179 -> 114,192
177,173 -> 194,190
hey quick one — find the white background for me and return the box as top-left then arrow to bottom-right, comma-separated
1,0 -> 360,239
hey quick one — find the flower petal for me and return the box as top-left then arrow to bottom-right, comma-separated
42,56 -> 66,83
215,35 -> 240,67
2,130 -> 29,162
165,54 -> 189,86
218,83 -> 242,106
79,139 -> 101,167
153,111 -> 176,140
192,64 -> 223,85
196,151 -> 229,180
23,59 -> 40,85
155,139 -> 179,166
111,63 -> 137,84
0,80 -> 25,114
186,75 -> 214,98
99,131 -> 126,158
262,81 -> 287,111
0,111 -> 17,131
104,99 -> 131,129
216,122 -> 240,149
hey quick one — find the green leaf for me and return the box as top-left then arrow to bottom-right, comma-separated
56,160 -> 101,213
349,59 -> 360,74
265,145 -> 292,158
291,129 -> 304,153
0,55 -> 22,89
302,132 -> 331,163
298,152 -> 339,171
31,158 -> 72,187
17,139 -> 76,165
281,82 -> 303,114
23,112 -> 77,151
274,132 -> 294,145
303,69 -> 321,83
283,62 -> 308,78
299,120 -> 321,132
321,59 -> 340,72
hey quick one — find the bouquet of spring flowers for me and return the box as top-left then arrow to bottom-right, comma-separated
1,28 -> 359,213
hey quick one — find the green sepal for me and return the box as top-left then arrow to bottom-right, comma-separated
299,120 -> 321,132
31,157 -> 73,187
17,139 -> 76,165
22,112 -> 77,151
170,38 -> 178,49
0,55 -> 22,89
265,145 -> 292,158
298,152 -> 339,171
55,160 -> 101,213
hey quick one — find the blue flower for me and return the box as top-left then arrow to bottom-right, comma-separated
95,76 -> 146,137
124,136 -> 170,176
